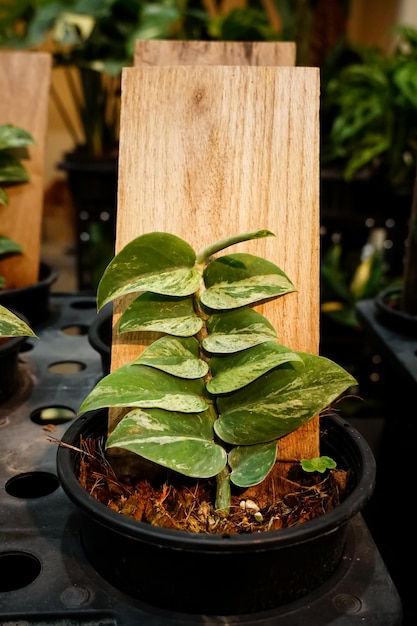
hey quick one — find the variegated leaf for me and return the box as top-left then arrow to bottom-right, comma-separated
0,236 -> 23,256
97,232 -> 201,309
0,305 -> 36,337
106,407 -> 227,478
0,154 -> 29,183
207,342 -> 303,394
0,124 -> 34,149
78,364 -> 208,414
203,308 -> 278,354
118,292 -> 203,336
229,441 -> 277,487
133,336 -> 208,379
215,354 -> 357,445
201,253 -> 296,310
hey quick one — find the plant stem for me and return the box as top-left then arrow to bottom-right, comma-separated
215,466 -> 231,515
196,230 -> 274,265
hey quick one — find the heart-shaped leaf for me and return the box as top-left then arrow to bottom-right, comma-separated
97,232 -> 201,309
207,342 -> 303,394
106,407 -> 227,478
203,308 -> 278,354
0,305 -> 36,337
119,293 -> 203,336
229,441 -> 277,487
215,353 -> 357,445
201,253 -> 296,310
133,336 -> 208,379
78,364 -> 208,414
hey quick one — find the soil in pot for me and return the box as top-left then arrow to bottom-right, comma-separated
57,410 -> 376,615
78,431 -> 349,534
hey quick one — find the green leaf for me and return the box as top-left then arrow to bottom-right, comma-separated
207,342 -> 303,394
78,364 -> 208,414
0,124 -> 34,150
0,236 -> 23,257
201,253 -> 296,310
0,305 -> 36,338
106,408 -> 227,478
118,292 -> 203,337
0,154 -> 30,183
203,308 -> 278,353
132,336 -> 208,379
215,353 -> 357,445
229,441 -> 277,487
196,230 -> 275,264
300,456 -> 337,473
97,232 -> 201,309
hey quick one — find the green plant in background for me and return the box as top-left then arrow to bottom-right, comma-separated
0,0 -> 181,157
0,0 -> 288,158
321,230 -> 386,327
0,123 -> 36,336
0,123 -> 34,288
321,25 -> 417,187
78,230 -> 356,513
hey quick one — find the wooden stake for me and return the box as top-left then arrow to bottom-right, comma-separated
135,40 -> 295,67
0,52 -> 51,288
111,65 -> 320,459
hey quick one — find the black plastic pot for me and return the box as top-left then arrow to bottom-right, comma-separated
0,334 -> 27,403
0,262 -> 58,325
375,287 -> 417,336
57,411 -> 376,616
87,302 -> 112,375
59,151 -> 117,292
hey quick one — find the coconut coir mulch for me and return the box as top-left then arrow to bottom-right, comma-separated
73,435 -> 349,535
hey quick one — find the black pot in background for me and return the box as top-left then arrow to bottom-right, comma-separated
59,151 -> 117,292
57,411 -> 376,616
87,302 -> 112,376
0,309 -> 32,403
0,262 -> 58,326
375,287 -> 417,336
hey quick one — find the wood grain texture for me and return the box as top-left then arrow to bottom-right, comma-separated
111,65 -> 320,457
0,51 -> 51,288
135,40 -> 296,67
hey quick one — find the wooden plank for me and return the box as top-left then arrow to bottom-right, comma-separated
112,65 -> 320,458
134,40 -> 296,67
0,51 -> 51,289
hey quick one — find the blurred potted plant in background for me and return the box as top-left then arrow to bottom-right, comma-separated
0,122 -> 37,401
0,123 -> 33,288
321,25 -> 417,188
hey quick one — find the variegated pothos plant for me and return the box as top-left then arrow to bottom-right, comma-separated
79,230 -> 356,513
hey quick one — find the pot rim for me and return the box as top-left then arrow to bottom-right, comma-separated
57,411 -> 376,552
0,262 -> 58,297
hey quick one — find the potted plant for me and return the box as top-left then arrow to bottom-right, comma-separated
0,123 -> 33,285
57,229 -> 376,615
0,122 -> 58,322
0,123 -> 38,401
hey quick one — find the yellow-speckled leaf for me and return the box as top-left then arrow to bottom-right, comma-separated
203,308 -> 278,354
207,342 -> 303,394
201,253 -> 295,310
97,232 -> 201,309
106,407 -> 226,478
119,293 -> 203,337
133,336 -> 208,379
78,363 -> 208,414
